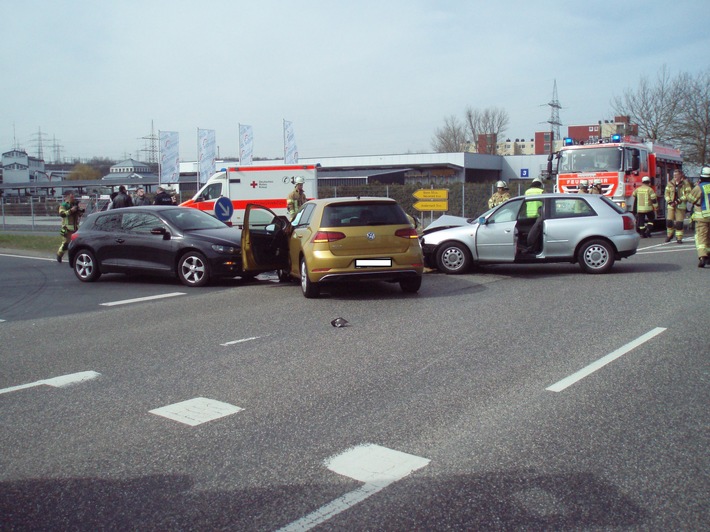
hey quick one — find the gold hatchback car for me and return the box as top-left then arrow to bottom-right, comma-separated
242,197 -> 424,298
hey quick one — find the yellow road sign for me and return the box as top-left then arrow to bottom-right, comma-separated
413,189 -> 448,200
413,200 -> 448,211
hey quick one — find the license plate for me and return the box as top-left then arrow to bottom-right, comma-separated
355,258 -> 392,268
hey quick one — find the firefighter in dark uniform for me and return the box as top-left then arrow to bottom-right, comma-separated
57,190 -> 84,263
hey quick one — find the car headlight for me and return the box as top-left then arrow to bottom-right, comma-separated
211,244 -> 238,254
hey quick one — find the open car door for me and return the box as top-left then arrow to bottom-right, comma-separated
242,204 -> 291,273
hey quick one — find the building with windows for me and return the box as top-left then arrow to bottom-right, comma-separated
1,149 -> 46,185
101,158 -> 157,180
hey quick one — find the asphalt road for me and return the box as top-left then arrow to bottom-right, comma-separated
1,238 -> 708,530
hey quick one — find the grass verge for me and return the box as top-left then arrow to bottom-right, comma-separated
0,233 -> 58,253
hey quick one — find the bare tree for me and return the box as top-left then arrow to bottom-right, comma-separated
612,65 -> 684,142
465,107 -> 509,154
431,115 -> 467,152
674,69 -> 710,166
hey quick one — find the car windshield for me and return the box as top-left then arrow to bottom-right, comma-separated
322,202 -> 408,227
161,208 -> 228,231
558,147 -> 622,173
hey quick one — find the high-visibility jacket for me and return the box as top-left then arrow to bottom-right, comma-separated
665,179 -> 692,210
687,181 -> 710,220
525,186 -> 544,218
632,184 -> 658,213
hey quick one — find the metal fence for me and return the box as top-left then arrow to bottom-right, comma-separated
1,181 -> 540,231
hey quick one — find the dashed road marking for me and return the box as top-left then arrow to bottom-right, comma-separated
278,444 -> 430,531
149,397 -> 243,426
0,371 -> 101,395
547,327 -> 666,392
221,336 -> 261,346
100,292 -> 186,306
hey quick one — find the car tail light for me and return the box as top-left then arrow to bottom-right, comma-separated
395,227 -> 419,239
70,232 -> 80,241
312,231 -> 346,243
622,213 -> 635,231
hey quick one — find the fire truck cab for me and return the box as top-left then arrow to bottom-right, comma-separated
549,134 -> 682,226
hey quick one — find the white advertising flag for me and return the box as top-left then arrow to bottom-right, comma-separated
239,124 -> 254,166
283,119 -> 298,164
198,128 -> 216,184
158,131 -> 179,186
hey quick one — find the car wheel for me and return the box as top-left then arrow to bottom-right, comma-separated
178,251 -> 210,287
436,241 -> 472,274
73,249 -> 101,282
300,257 -> 320,298
578,239 -> 615,274
400,275 -> 422,293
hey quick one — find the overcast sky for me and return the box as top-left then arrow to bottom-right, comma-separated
3,0 -> 709,163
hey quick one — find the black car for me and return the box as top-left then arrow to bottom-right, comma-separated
68,206 -> 262,287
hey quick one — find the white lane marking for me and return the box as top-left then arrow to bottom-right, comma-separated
149,397 -> 243,426
220,336 -> 260,346
547,327 -> 666,392
100,292 -> 186,306
0,253 -> 55,262
0,371 -> 101,395
278,444 -> 430,532
636,247 -> 695,255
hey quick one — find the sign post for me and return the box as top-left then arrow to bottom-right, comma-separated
412,190 -> 449,224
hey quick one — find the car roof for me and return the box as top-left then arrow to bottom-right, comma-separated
305,196 -> 398,206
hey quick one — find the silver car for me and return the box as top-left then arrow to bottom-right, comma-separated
421,193 -> 640,274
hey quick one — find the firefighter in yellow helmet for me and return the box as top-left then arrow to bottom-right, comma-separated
632,176 -> 659,238
488,180 -> 511,208
664,169 -> 692,243
56,190 -> 84,263
686,166 -> 710,267
589,179 -> 603,195
286,176 -> 307,220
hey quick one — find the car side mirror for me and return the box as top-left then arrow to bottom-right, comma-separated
151,227 -> 170,240
478,216 -> 486,225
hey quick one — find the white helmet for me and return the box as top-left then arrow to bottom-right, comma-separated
294,176 -> 305,185
642,176 -> 651,183
593,179 -> 602,185
701,167 -> 710,179
579,179 -> 589,187
531,177 -> 543,186
496,180 -> 507,188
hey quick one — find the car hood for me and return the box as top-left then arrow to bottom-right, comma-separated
186,227 -> 243,246
422,215 -> 474,234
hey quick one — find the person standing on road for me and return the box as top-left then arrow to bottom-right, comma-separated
632,176 -> 659,238
111,185 -> 133,209
286,176 -> 307,220
664,169 -> 693,244
153,186 -> 174,205
686,166 -> 710,268
524,177 -> 545,218
488,181 -> 510,209
56,190 -> 84,263
133,187 -> 150,206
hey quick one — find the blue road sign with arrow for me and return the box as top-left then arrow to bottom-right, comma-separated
214,196 -> 234,222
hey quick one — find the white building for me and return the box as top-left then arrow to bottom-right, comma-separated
1,149 -> 46,185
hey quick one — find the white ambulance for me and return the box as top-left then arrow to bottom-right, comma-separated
180,164 -> 318,227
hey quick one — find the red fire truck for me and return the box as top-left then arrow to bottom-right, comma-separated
550,134 -> 683,225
